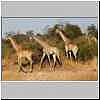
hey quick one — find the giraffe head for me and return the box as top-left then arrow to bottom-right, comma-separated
27,31 -> 35,41
5,34 -> 12,41
55,24 -> 64,33
55,28 -> 61,34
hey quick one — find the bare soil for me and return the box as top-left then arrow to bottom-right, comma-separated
2,57 -> 98,81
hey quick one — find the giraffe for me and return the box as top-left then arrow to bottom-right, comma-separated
6,35 -> 33,73
29,35 -> 62,71
55,28 -> 78,63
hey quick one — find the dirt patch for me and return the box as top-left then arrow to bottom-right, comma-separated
2,58 -> 98,81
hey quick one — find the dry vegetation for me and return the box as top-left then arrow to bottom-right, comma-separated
2,54 -> 98,81
2,24 -> 98,81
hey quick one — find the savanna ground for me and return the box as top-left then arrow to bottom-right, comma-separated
2,55 -> 98,81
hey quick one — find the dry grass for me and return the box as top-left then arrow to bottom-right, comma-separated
2,56 -> 98,81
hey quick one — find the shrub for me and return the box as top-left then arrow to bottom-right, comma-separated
75,36 -> 98,61
2,33 -> 98,62
2,39 -> 15,59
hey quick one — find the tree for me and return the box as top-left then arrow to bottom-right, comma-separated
41,25 -> 60,40
87,24 -> 98,39
64,23 -> 82,39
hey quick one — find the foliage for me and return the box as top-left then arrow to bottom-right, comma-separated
87,24 -> 98,39
74,35 -> 98,61
64,23 -> 82,39
2,39 -> 15,59
2,23 -> 98,62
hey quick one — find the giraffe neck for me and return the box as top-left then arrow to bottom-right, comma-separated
58,31 -> 69,43
8,37 -> 20,52
33,36 -> 50,48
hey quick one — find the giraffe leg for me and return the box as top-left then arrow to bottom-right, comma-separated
73,53 -> 78,64
18,57 -> 28,73
65,51 -> 69,64
17,57 -> 22,72
24,55 -> 33,73
39,53 -> 46,70
29,62 -> 33,73
27,57 -> 33,73
75,55 -> 78,64
47,54 -> 51,67
52,54 -> 56,71
65,52 -> 69,59
57,54 -> 62,65
18,56 -> 26,73
72,49 -> 78,64
69,51 -> 72,65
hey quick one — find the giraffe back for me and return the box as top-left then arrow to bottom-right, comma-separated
17,50 -> 33,58
43,46 -> 60,56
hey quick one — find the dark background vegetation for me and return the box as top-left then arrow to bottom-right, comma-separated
2,23 -> 98,62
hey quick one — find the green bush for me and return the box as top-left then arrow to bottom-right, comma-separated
75,36 -> 98,61
2,33 -> 98,62
2,39 -> 15,59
